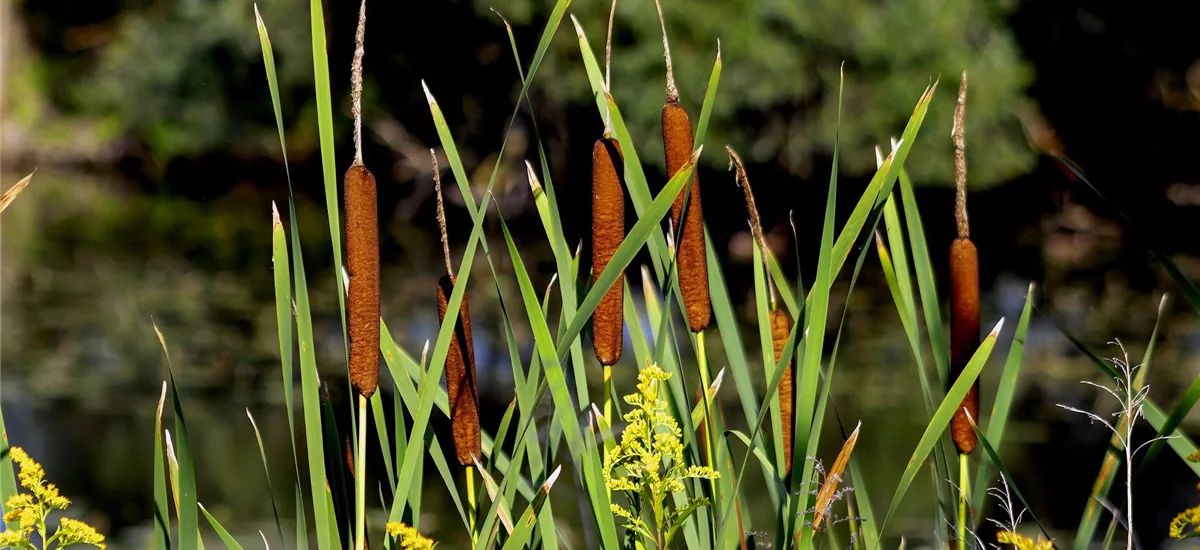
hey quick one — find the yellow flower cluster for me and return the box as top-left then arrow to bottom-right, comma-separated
1171,505 -> 1200,539
0,447 -> 105,550
602,365 -> 719,548
384,521 -> 435,549
997,530 -> 1053,550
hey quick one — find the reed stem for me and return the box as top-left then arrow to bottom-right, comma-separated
467,466 -> 478,545
957,452 -> 968,550
696,331 -> 715,483
355,395 -> 367,550
603,364 -> 614,428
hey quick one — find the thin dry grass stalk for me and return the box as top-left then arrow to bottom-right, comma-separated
592,137 -> 626,366
726,146 -> 776,304
344,163 -> 380,398
770,308 -> 794,475
949,70 -> 979,455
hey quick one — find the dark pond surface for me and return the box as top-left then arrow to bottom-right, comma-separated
4,169 -> 1200,548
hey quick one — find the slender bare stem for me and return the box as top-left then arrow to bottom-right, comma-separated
952,70 -> 968,239
431,149 -> 454,278
653,0 -> 678,102
351,0 -> 367,165
600,0 -> 619,135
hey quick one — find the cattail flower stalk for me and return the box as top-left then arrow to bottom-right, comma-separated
344,3 -> 376,550
948,70 -> 977,550
655,0 -> 710,334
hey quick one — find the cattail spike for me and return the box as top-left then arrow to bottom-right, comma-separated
432,149 -> 453,278
953,70 -> 969,239
344,162 -> 379,398
592,137 -> 626,366
351,0 -> 367,165
664,101 -> 709,332
769,307 -> 794,475
439,275 -> 480,465
653,0 -> 679,103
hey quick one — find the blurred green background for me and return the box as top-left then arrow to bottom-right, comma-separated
4,0 -> 1200,546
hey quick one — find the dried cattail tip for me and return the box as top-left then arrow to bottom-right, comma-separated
769,307 -> 794,474
345,164 -> 380,398
438,275 -> 480,465
663,102 -> 710,332
592,137 -> 625,366
949,237 -> 980,454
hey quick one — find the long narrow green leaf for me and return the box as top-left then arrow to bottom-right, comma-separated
1137,294 -> 1196,472
897,168 -> 948,386
247,411 -> 288,550
308,0 -> 348,363
972,283 -> 1034,514
501,468 -> 562,550
966,419 -> 1053,543
154,324 -> 199,550
199,504 -> 246,550
878,319 -> 1004,537
152,383 -> 170,550
788,66 -> 843,536
495,205 -> 620,548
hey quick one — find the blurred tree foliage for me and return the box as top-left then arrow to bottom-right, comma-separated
483,0 -> 1036,187
14,0 -> 1036,187
83,0 -> 317,160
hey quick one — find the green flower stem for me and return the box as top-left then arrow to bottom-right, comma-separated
355,395 -> 367,550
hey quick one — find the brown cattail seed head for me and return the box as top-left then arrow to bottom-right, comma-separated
949,237 -> 980,454
663,101 -> 710,332
345,164 -> 380,398
438,275 -> 480,465
592,138 -> 625,366
770,308 -> 794,474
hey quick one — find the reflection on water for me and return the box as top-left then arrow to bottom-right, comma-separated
4,170 -> 1200,547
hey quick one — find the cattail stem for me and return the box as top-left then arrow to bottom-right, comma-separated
603,0 -> 618,134
952,71 -> 968,239
957,453 -> 969,550
602,365 -> 614,428
696,331 -> 716,489
354,395 -> 368,550
652,0 -> 678,103
466,467 -> 478,544
351,0 -> 366,165
432,150 -> 454,278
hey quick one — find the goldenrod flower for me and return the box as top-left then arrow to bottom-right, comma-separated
1170,505 -> 1200,539
997,530 -> 1053,550
602,365 -> 719,548
384,521 -> 435,549
0,447 -> 104,549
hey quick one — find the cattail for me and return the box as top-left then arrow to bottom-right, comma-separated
433,152 -> 481,466
770,308 -> 794,474
345,163 -> 380,399
949,71 -> 979,455
656,0 -> 709,332
591,0 -> 625,368
592,138 -> 625,366
345,0 -> 378,400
